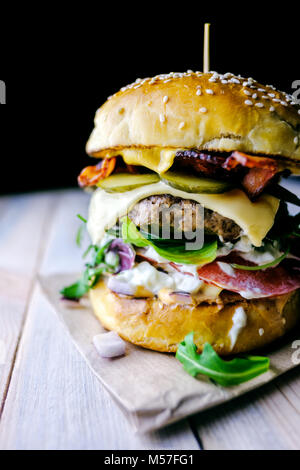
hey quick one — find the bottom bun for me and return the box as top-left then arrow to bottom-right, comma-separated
89,280 -> 300,355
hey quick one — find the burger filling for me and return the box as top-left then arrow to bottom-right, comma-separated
128,194 -> 242,242
61,149 -> 300,306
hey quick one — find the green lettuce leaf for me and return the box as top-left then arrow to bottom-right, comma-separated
121,217 -> 217,265
176,332 -> 270,386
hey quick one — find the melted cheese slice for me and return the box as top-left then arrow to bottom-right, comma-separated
87,182 -> 279,247
97,148 -> 178,173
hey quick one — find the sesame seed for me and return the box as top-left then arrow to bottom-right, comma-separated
206,89 -> 214,95
262,95 -> 269,99
244,90 -> 251,96
281,101 -> 288,106
294,136 -> 299,145
230,78 -> 240,84
268,93 -> 275,98
209,77 -> 217,82
252,93 -> 258,99
196,89 -> 202,96
255,103 -> 264,108
257,88 -> 265,92
272,98 -> 280,102
259,328 -> 264,336
199,107 -> 207,113
163,95 -> 169,103
178,121 -> 185,129
221,79 -> 228,84
159,114 -> 166,123
270,106 -> 275,112
245,100 -> 253,106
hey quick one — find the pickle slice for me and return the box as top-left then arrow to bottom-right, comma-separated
97,173 -> 160,192
161,172 -> 232,194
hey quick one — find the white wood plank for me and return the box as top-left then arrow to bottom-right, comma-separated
275,367 -> 300,412
0,192 -> 56,407
0,271 -> 30,409
192,375 -> 300,450
0,189 -> 199,450
191,178 -> 300,450
0,192 -> 56,274
0,286 -> 199,450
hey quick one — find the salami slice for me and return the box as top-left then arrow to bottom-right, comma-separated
197,255 -> 300,298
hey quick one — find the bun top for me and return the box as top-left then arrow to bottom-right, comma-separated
86,71 -> 300,172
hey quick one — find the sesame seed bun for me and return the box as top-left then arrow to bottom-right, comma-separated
86,72 -> 300,172
89,279 -> 300,355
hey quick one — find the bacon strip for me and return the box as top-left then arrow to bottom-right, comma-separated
241,167 -> 278,199
222,152 -> 280,199
222,151 -> 278,171
78,157 -> 117,187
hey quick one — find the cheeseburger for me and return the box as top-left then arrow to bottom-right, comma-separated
63,71 -> 300,356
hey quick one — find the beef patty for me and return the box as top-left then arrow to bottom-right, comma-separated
128,194 -> 241,242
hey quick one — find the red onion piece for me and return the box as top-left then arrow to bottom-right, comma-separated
169,291 -> 193,304
60,297 -> 90,308
107,276 -> 136,296
108,239 -> 135,273
93,331 -> 126,358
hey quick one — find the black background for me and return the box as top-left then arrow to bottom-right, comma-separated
1,8 -> 299,194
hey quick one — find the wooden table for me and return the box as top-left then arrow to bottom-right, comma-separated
0,182 -> 299,450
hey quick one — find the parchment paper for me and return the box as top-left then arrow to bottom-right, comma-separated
39,273 -> 300,433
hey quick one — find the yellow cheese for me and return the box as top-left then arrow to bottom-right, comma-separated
119,148 -> 177,173
87,182 -> 279,247
94,148 -> 178,173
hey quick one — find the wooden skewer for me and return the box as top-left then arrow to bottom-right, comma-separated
203,23 -> 210,73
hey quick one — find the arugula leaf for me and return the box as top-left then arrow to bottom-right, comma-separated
75,214 -> 87,247
77,214 -> 87,223
76,224 -> 85,247
231,248 -> 289,271
61,240 -> 116,299
121,217 -> 217,265
60,268 -> 90,299
60,277 -> 89,299
176,332 -> 270,386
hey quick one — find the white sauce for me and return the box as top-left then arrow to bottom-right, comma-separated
112,261 -> 203,295
239,288 -> 263,299
228,306 -> 247,350
233,236 -> 282,265
142,246 -> 169,263
141,246 -> 200,277
217,261 -> 236,277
